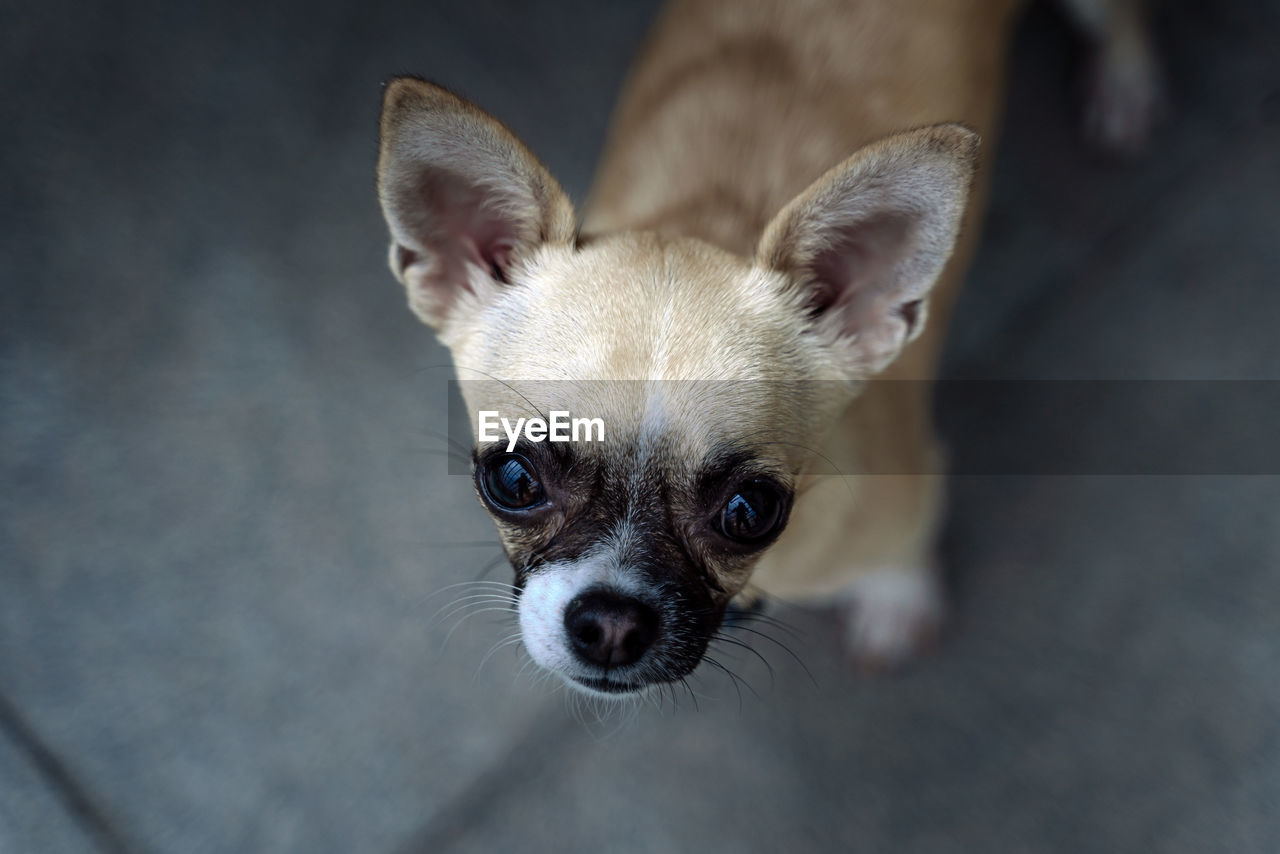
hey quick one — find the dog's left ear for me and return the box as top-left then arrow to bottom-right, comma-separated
756,124 -> 979,375
377,77 -> 576,332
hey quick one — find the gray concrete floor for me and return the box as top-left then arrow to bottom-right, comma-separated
3,1 -> 1278,852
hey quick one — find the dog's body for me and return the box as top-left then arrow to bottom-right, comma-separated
377,0 -> 1159,693
584,0 -> 1023,662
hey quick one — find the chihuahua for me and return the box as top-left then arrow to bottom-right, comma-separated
375,0 -> 1160,695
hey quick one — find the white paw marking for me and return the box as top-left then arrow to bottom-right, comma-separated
840,568 -> 945,669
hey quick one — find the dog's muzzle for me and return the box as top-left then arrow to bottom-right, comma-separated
517,559 -> 704,695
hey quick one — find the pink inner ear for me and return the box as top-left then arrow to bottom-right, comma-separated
427,171 -> 526,287
806,213 -> 914,337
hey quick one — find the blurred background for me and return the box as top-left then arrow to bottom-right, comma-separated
2,0 -> 1278,851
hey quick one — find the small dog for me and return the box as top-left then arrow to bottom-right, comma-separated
376,0 -> 1160,695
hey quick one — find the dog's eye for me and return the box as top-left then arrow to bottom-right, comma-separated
481,453 -> 546,511
718,481 -> 784,544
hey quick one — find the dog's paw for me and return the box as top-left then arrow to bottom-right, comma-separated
840,567 -> 945,672
1082,34 -> 1164,155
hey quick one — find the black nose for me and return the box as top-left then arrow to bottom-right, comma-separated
564,591 -> 659,669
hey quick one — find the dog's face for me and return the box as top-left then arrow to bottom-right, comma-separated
377,78 -> 977,695
446,236 -> 849,692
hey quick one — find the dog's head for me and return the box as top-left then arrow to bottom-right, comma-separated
376,78 -> 976,695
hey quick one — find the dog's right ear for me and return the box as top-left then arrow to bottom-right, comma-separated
756,125 -> 979,377
377,78 -> 576,331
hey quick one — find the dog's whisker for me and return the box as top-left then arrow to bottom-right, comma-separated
430,591 -> 517,612
428,603 -> 513,640
710,633 -> 776,692
452,365 -> 549,425
474,632 -> 525,682
747,438 -> 859,506
440,603 -> 518,626
432,590 -> 518,607
439,604 -> 518,648
421,427 -> 472,458
644,686 -> 662,714
438,593 -> 518,608
672,681 -> 687,711
563,692 -> 578,725
478,635 -> 522,665
482,630 -> 524,651
701,655 -> 752,711
721,624 -> 818,688
570,693 -> 590,730
430,595 -> 517,626
411,442 -> 471,468
425,579 -> 521,599
430,581 -> 521,596
514,655 -> 543,687
679,676 -> 700,712
662,681 -> 679,713
542,669 -> 565,697
725,608 -> 805,641
713,629 -> 777,671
